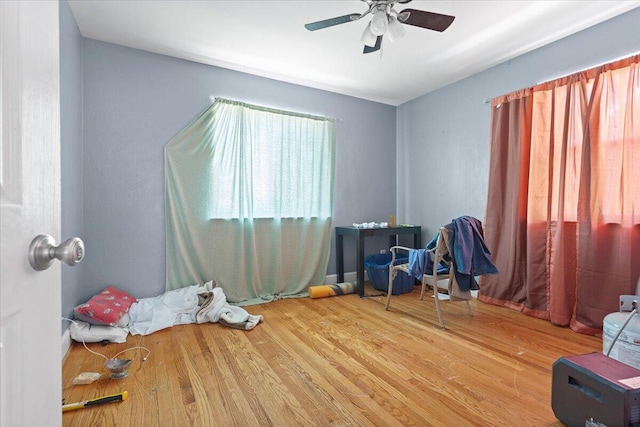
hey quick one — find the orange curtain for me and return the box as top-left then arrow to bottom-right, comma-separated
479,55 -> 640,335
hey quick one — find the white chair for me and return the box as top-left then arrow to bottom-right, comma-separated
386,226 -> 473,329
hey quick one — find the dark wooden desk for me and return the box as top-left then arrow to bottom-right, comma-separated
335,225 -> 422,296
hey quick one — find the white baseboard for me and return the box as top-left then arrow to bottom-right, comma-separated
61,326 -> 72,360
323,271 -> 368,285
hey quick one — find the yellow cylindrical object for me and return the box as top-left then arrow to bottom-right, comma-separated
390,215 -> 396,228
308,282 -> 355,299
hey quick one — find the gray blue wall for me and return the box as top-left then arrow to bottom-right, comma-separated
60,1 -> 640,318
78,39 -> 396,301
397,7 -> 640,240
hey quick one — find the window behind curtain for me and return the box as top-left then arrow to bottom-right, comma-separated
528,67 -> 640,224
209,99 -> 334,219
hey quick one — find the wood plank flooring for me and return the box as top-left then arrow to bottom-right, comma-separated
62,283 -> 602,426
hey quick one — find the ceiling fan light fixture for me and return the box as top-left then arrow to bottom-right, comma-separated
369,10 -> 388,36
360,22 -> 377,47
387,17 -> 406,42
303,3 -> 456,55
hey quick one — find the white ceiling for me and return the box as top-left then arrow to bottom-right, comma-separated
68,0 -> 640,106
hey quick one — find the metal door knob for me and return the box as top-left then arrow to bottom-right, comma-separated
28,234 -> 84,271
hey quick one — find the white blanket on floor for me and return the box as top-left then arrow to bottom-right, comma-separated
128,281 -> 263,335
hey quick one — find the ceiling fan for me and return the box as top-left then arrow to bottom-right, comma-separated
304,0 -> 455,54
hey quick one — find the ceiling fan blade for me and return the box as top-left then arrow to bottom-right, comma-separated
305,14 -> 361,31
398,9 -> 455,32
363,36 -> 382,54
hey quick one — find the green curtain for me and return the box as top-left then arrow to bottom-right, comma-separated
165,98 -> 336,305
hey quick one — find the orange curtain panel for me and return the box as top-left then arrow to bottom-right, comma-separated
480,55 -> 640,335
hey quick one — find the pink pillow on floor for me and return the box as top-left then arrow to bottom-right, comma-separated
74,286 -> 137,327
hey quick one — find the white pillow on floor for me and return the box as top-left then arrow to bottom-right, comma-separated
69,320 -> 128,344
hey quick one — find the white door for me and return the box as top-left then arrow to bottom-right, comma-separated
1,2 -> 62,426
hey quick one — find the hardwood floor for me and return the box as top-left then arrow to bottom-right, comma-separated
62,283 -> 601,426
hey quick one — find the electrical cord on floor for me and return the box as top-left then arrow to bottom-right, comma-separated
62,317 -> 151,362
604,302 -> 637,357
